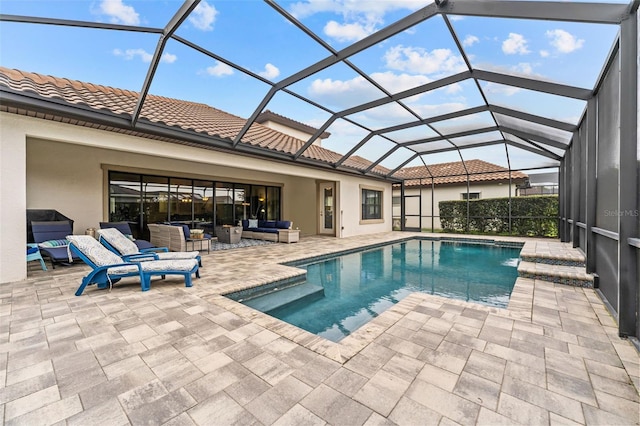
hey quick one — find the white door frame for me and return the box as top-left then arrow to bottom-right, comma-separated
318,181 -> 335,235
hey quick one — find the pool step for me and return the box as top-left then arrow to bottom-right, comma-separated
519,241 -> 586,267
517,260 -> 594,288
517,241 -> 593,287
243,282 -> 325,313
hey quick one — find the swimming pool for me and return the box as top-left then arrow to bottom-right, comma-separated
229,239 -> 521,342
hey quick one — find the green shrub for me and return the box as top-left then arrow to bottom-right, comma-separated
439,195 -> 558,237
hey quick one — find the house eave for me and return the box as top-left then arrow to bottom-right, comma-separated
0,89 -> 400,183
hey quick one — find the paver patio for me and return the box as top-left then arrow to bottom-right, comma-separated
2,232 -> 639,425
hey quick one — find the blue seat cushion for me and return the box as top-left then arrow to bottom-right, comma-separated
27,246 -> 39,255
134,239 -> 155,250
276,221 -> 291,229
255,228 -> 278,233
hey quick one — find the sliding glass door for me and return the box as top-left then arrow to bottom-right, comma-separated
109,172 -> 282,233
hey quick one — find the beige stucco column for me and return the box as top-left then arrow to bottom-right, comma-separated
0,113 -> 27,283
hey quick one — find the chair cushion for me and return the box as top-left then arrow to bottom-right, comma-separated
156,252 -> 199,260
275,221 -> 291,229
107,259 -> 196,275
139,259 -> 198,272
134,239 -> 155,250
38,239 -> 68,248
97,228 -> 139,256
100,222 -> 133,235
261,221 -> 276,228
67,235 -> 123,267
27,246 -> 39,255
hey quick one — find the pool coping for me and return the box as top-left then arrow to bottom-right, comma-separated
210,235 -> 534,364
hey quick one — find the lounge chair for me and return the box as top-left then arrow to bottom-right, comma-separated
31,220 -> 79,268
67,235 -> 199,295
96,228 -> 201,266
99,222 -> 156,250
27,243 -> 47,271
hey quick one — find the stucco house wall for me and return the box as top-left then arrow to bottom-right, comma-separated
1,112 -> 392,283
393,182 -> 518,230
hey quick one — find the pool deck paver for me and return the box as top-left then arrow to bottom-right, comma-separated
2,232 -> 639,425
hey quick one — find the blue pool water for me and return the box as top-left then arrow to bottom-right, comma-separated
235,239 -> 521,342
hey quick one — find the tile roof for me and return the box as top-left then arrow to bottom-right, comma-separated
0,67 -> 389,176
256,110 -> 331,139
0,68 -> 527,186
393,159 -> 528,187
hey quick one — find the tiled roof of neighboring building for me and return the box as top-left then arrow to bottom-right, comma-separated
393,159 -> 528,187
0,67 -> 386,175
256,110 -> 331,139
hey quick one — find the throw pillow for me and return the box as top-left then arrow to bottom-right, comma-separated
248,219 -> 258,228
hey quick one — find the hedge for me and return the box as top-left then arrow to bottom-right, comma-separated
439,195 -> 558,237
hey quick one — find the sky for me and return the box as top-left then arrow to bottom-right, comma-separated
0,0 -> 624,174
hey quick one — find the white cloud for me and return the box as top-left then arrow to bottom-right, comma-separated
206,61 -> 234,77
289,1 -> 428,20
99,0 -> 139,25
502,33 -> 530,55
189,1 -> 218,31
372,71 -> 432,93
306,70 -> 466,116
289,1 -> 429,43
445,83 -> 463,94
416,102 -> 467,117
161,53 -> 177,64
462,35 -> 479,48
384,45 -> 466,76
539,50 -> 550,58
546,29 -> 584,54
324,20 -> 373,42
259,63 -> 280,80
113,48 -> 177,64
309,75 -> 371,102
514,62 -> 533,75
484,82 -> 521,96
307,72 -> 419,110
480,62 -> 539,96
481,61 -> 538,78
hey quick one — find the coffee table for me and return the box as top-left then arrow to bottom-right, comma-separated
215,226 -> 242,244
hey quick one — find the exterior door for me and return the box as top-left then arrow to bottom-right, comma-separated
404,194 -> 421,232
319,182 -> 335,235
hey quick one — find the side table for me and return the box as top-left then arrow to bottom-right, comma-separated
186,237 -> 212,253
277,229 -> 300,243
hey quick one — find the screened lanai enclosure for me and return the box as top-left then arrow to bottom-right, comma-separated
0,1 -> 638,341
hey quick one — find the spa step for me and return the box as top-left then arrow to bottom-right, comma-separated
517,260 -> 594,288
243,282 -> 325,313
519,241 -> 586,267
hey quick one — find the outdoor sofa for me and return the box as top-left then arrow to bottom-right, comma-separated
148,223 -> 211,252
241,220 -> 292,242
